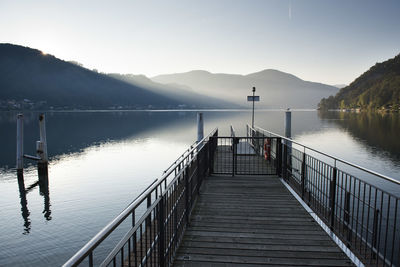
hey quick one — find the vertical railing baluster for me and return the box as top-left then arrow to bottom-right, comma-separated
89,252 -> 93,267
344,191 -> 351,243
277,137 -> 282,176
301,150 -> 306,199
158,195 -> 165,267
390,199 -> 398,266
120,245 -> 124,267
196,150 -> 201,195
128,236 -> 131,267
283,142 -> 288,181
330,166 -> 337,230
372,208 -> 380,259
147,194 -> 151,229
184,169 -> 189,224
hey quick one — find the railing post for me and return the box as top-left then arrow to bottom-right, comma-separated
209,138 -> 214,174
158,195 -> 165,267
330,167 -> 337,229
282,143 -> 288,180
146,194 -> 151,228
196,149 -> 201,195
301,152 -> 306,199
344,191 -> 352,243
88,252 -> 93,267
232,137 -> 237,176
276,138 -> 282,176
185,169 -> 190,224
372,208 -> 380,253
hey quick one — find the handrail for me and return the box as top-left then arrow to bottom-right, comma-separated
63,127 -> 218,267
248,124 -> 400,186
63,179 -> 158,267
163,141 -> 197,174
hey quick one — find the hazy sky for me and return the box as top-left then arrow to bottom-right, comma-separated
0,0 -> 399,84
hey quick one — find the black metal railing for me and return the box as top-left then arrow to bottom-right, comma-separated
63,129 -> 218,267
249,125 -> 400,267
211,135 -> 279,176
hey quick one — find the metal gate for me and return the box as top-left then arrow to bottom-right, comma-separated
211,137 -> 279,175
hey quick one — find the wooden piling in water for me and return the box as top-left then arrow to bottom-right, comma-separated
38,113 -> 48,163
197,113 -> 204,143
16,114 -> 24,171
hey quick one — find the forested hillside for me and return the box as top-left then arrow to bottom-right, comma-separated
319,54 -> 400,111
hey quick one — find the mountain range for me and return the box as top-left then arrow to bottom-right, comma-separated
153,69 -> 339,109
1,43 -> 340,110
0,43 -> 229,110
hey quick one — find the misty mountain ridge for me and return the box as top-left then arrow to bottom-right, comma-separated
153,69 -> 339,108
0,43 -> 232,110
107,73 -> 234,108
1,43 -> 339,110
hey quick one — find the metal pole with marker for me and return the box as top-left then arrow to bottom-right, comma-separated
247,87 -> 260,129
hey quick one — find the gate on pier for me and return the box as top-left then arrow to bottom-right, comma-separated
211,136 -> 280,176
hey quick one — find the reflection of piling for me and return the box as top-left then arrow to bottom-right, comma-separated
38,163 -> 51,220
17,172 -> 31,234
16,114 -> 24,170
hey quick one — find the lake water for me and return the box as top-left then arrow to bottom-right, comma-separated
0,110 -> 399,266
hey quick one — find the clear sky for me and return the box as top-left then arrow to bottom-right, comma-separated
0,0 -> 399,85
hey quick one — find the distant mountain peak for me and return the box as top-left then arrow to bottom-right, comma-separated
152,68 -> 338,108
246,69 -> 302,82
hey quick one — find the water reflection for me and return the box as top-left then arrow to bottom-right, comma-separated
17,164 -> 51,234
1,110 -> 400,266
0,111 -> 239,170
318,111 -> 400,161
17,172 -> 30,234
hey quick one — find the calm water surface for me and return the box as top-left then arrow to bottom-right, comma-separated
0,110 -> 399,266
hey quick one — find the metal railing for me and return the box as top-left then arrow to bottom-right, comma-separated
211,136 -> 278,176
63,128 -> 218,267
248,125 -> 400,267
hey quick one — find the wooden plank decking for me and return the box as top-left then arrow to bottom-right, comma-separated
173,175 -> 354,266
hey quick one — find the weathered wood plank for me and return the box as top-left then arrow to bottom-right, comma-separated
181,235 -> 341,246
179,240 -> 343,252
177,247 -> 349,259
173,175 -> 354,266
174,254 -> 353,266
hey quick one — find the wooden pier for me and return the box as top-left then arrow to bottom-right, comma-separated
174,175 -> 354,266
64,126 -> 400,267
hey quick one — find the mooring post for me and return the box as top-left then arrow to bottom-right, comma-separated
284,109 -> 292,179
16,114 -> 24,171
284,108 -> 291,139
197,112 -> 204,143
38,114 -> 48,163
